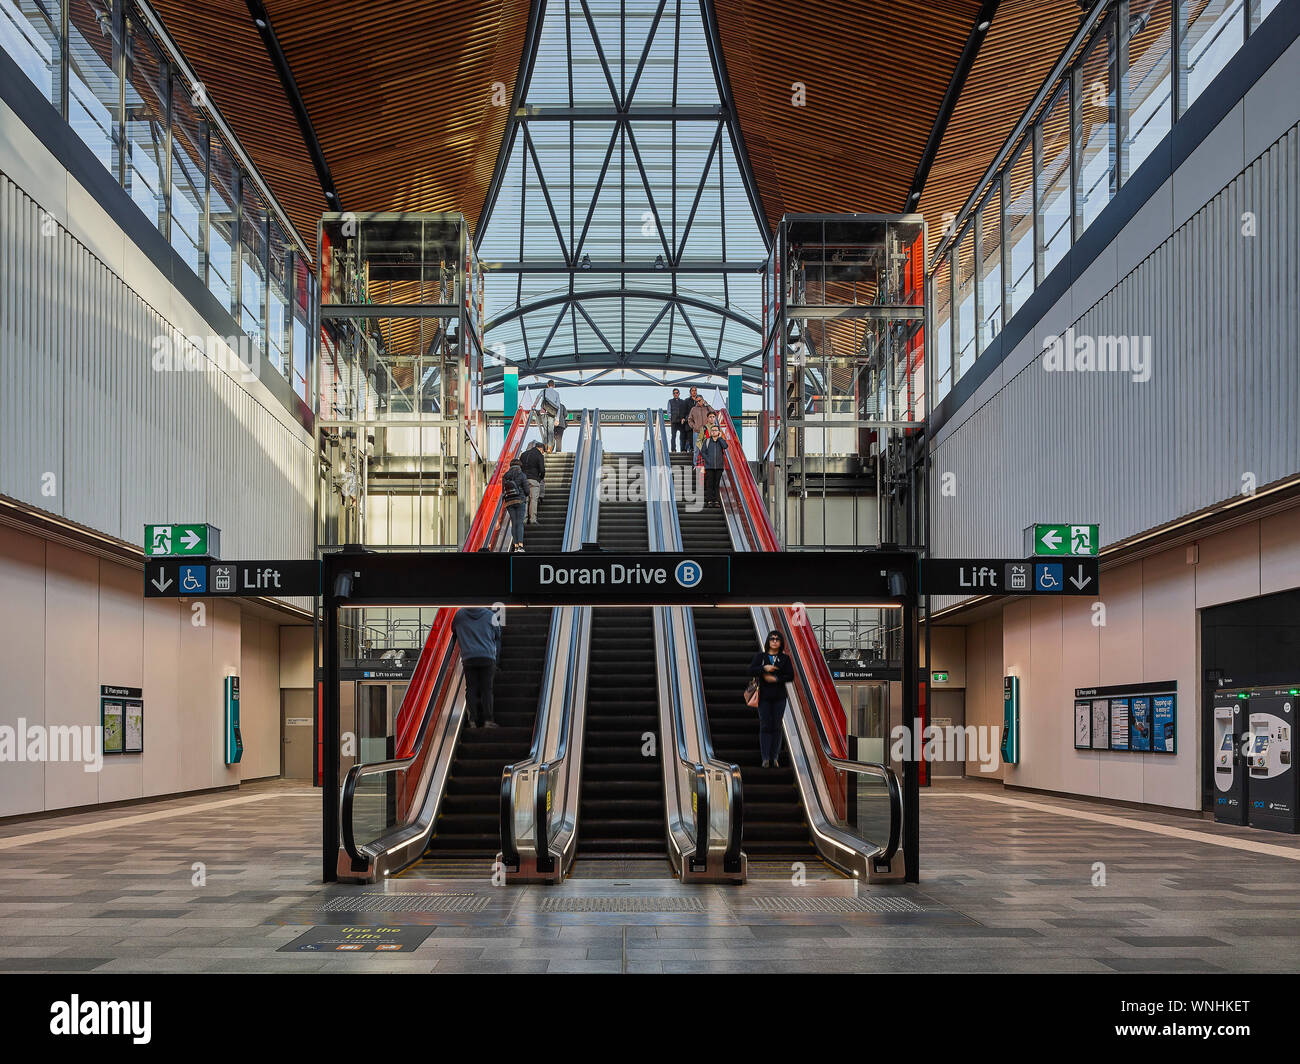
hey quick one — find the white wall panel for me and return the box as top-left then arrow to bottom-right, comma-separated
0,170 -> 313,562
933,122 -> 1300,560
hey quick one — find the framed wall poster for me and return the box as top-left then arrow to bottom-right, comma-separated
100,685 -> 142,756
101,701 -> 125,754
1152,695 -> 1176,753
1109,698 -> 1131,751
1090,699 -> 1110,750
124,700 -> 144,753
1074,701 -> 1092,749
1130,697 -> 1152,751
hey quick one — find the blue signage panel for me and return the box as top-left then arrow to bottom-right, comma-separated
1152,695 -> 1176,754
1130,697 -> 1152,751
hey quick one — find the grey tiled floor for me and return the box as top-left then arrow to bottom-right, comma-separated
0,778 -> 1296,973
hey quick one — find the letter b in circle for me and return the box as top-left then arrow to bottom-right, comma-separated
674,560 -> 702,588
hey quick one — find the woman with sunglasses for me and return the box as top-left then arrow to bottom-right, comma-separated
749,629 -> 794,767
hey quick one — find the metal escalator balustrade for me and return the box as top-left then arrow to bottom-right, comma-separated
645,414 -> 744,881
710,411 -> 904,882
498,410 -> 602,883
337,404 -> 545,883
671,450 -> 813,860
423,452 -> 573,859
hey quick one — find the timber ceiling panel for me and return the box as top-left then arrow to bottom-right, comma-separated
260,0 -> 532,232
149,0 -> 326,244
918,0 -> 1084,254
713,0 -> 984,230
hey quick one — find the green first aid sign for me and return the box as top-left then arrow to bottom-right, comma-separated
1029,523 -> 1098,557
145,523 -> 221,558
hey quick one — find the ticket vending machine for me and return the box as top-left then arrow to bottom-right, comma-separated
1247,689 -> 1297,833
1001,675 -> 1020,765
224,675 -> 243,765
1212,691 -> 1248,825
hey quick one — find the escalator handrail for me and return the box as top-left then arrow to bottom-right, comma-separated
500,409 -> 600,873
644,410 -> 742,872
717,412 -> 901,864
339,404 -> 539,866
392,403 -> 539,757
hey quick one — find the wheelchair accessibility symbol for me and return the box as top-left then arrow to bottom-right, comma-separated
674,559 -> 703,588
1034,563 -> 1063,592
180,565 -> 207,593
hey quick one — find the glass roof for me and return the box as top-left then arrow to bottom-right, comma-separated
478,0 -> 769,390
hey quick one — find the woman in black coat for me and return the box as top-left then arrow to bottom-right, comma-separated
749,630 -> 795,767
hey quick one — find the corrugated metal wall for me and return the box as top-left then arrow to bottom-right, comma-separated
932,122 -> 1300,559
0,171 -> 313,559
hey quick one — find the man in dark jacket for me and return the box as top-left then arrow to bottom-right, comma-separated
453,607 -> 501,729
502,458 -> 529,550
698,414 -> 728,507
520,440 -> 546,525
667,388 -> 689,453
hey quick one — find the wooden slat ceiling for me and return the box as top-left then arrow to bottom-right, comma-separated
261,0 -> 530,228
150,0 -> 1091,274
917,0 -> 1085,251
148,0 -> 326,244
148,0 -> 532,250
713,0 -> 984,228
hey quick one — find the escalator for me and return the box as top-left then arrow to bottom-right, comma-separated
577,453 -> 666,858
674,452 -> 816,859
422,453 -> 574,859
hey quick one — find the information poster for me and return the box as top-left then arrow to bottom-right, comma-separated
1130,697 -> 1152,751
1073,701 -> 1092,749
124,701 -> 144,753
1091,700 -> 1110,750
1153,695 -> 1176,753
1109,698 -> 1131,750
101,701 -> 125,754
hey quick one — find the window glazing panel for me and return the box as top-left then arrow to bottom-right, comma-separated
1006,143 -> 1035,316
168,76 -> 204,275
955,227 -> 975,380
1178,0 -> 1244,115
2,0 -> 62,107
207,138 -> 237,311
68,0 -> 119,174
932,256 -> 952,403
124,14 -> 167,230
1123,0 -> 1173,181
1075,19 -> 1116,234
1036,86 -> 1072,280
976,185 -> 1002,352
240,182 -> 268,350
268,222 -> 290,376
293,256 -> 313,405
1250,0 -> 1282,30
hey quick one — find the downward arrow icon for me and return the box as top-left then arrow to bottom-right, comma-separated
181,529 -> 201,550
1069,565 -> 1091,590
151,572 -> 173,592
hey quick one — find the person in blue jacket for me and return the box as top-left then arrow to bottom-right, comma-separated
453,607 -> 502,729
749,629 -> 795,766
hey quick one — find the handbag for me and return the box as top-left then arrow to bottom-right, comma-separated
744,678 -> 760,708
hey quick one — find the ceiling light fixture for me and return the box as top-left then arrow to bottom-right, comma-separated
580,254 -> 592,270
977,19 -> 990,30
654,254 -> 665,270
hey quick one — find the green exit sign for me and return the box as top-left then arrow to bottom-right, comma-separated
145,523 -> 221,558
1027,523 -> 1098,557
932,671 -> 950,683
